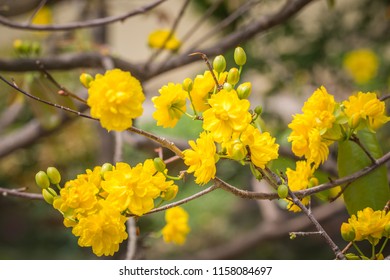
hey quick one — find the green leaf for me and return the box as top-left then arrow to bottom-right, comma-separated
337,129 -> 390,215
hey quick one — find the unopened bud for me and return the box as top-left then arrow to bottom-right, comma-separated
153,157 -> 166,172
229,140 -> 247,161
340,223 -> 356,242
182,78 -> 193,92
227,68 -> 240,86
35,171 -> 50,189
237,82 -> 252,99
80,73 -> 94,88
101,163 -> 113,176
277,184 -> 289,199
384,223 -> 390,236
234,46 -> 247,66
213,55 -> 226,73
42,188 -> 57,205
223,82 -> 233,92
162,185 -> 178,201
254,106 -> 263,116
47,167 -> 61,185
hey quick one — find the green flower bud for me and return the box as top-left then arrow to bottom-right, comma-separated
42,188 -> 57,205
345,253 -> 360,260
213,55 -> 226,73
340,222 -> 356,242
182,78 -> 193,92
223,82 -> 233,92
227,67 -> 240,86
277,184 -> 288,199
101,163 -> 113,176
289,233 -> 296,240
80,73 -> 94,88
153,157 -> 166,172
254,105 -> 263,116
35,171 -> 50,189
234,46 -> 247,66
384,223 -> 390,236
236,82 -> 252,99
162,185 -> 178,201
308,177 -> 319,188
46,167 -> 61,185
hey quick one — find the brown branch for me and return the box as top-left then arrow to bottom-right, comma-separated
0,0 -> 167,31
0,187 -> 43,200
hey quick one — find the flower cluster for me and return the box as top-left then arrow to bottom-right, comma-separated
84,69 -> 145,132
341,207 -> 390,248
343,48 -> 379,84
36,161 -> 178,256
148,29 -> 181,51
162,207 -> 190,245
152,48 -> 279,185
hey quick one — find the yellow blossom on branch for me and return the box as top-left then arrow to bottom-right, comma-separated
343,49 -> 379,84
203,89 -> 251,143
148,29 -> 181,51
183,132 -> 217,185
342,91 -> 390,131
152,83 -> 187,128
86,69 -> 145,131
162,207 -> 190,245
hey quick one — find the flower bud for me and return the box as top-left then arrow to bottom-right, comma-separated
277,184 -> 289,199
223,82 -> 233,92
35,171 -> 50,189
340,222 -> 356,242
42,188 -> 57,205
308,177 -> 319,188
227,67 -> 240,85
162,185 -> 178,201
101,163 -> 113,176
182,78 -> 193,92
153,157 -> 166,172
229,140 -> 247,161
254,105 -> 263,116
80,73 -> 94,88
47,167 -> 61,185
237,82 -> 252,99
384,223 -> 390,237
234,46 -> 247,66
213,55 -> 226,73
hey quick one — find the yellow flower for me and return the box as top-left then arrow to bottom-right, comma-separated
189,70 -> 227,112
343,49 -> 379,84
32,6 -> 52,25
203,89 -> 251,142
288,86 -> 336,167
285,160 -> 316,212
53,166 -> 102,223
183,132 -> 217,185
87,69 -> 145,131
72,201 -> 128,257
148,29 -> 181,51
162,207 -> 190,245
342,92 -> 390,130
347,207 -> 390,245
152,83 -> 187,128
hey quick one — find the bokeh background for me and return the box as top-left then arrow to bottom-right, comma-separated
0,0 -> 389,259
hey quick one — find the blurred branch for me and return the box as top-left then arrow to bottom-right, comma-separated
0,0 -> 166,31
0,187 -> 43,200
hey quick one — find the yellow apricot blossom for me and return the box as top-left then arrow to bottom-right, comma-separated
203,89 -> 251,142
343,49 -> 379,84
162,207 -> 190,245
342,91 -> 390,131
152,83 -> 187,128
183,132 -> 217,185
148,29 -> 181,51
87,69 -> 145,131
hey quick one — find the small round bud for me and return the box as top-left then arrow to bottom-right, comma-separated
162,185 -> 178,201
182,78 -> 193,92
289,233 -> 296,240
229,140 -> 248,161
42,188 -> 57,205
101,163 -> 113,176
234,47 -> 247,66
227,68 -> 240,86
308,177 -> 319,188
153,157 -> 166,172
223,82 -> 233,91
277,184 -> 289,199
80,73 -> 94,88
213,55 -> 226,73
236,82 -> 252,99
46,167 -> 61,185
254,105 -> 263,116
35,171 -> 50,189
384,223 -> 390,236
340,223 -> 356,242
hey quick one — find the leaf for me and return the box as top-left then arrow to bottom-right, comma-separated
337,129 -> 390,215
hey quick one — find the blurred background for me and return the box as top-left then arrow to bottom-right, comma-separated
0,0 -> 389,259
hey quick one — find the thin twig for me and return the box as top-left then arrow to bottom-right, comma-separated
189,52 -> 222,90
289,231 -> 322,237
27,0 -> 49,25
0,0 -> 167,31
125,217 -> 137,260
0,187 -> 43,200
349,135 -> 377,164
